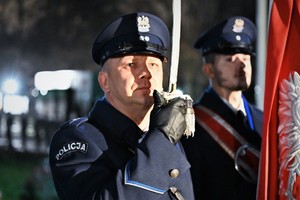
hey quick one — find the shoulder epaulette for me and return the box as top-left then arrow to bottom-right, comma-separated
61,117 -> 89,129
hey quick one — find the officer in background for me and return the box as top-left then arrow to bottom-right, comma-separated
49,12 -> 194,200
181,16 -> 263,200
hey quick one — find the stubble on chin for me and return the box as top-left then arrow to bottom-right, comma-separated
234,81 -> 249,91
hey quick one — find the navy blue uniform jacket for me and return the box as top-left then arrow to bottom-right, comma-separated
49,99 -> 194,200
181,88 -> 262,200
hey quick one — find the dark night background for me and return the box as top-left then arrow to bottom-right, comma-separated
0,0 -> 257,100
0,1 -> 261,199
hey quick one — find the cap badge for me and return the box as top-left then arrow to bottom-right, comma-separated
232,18 -> 244,33
137,15 -> 150,32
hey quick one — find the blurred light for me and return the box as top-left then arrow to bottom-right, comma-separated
3,94 -> 29,115
0,92 -> 2,111
2,79 -> 19,94
30,88 -> 39,97
40,90 -> 48,96
34,70 -> 77,91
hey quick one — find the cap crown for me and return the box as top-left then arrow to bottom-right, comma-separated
92,12 -> 170,66
194,16 -> 256,56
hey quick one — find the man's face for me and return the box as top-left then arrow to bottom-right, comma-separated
100,54 -> 164,109
211,53 -> 252,91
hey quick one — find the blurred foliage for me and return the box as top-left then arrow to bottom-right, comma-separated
19,158 -> 58,200
0,152 -> 57,200
0,0 -> 256,100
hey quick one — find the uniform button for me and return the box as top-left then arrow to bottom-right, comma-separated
169,169 -> 179,178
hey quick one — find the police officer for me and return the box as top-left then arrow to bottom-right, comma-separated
49,12 -> 194,200
181,16 -> 263,200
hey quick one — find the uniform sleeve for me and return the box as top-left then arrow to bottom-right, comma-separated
123,129 -> 193,198
49,120 -> 117,199
49,121 -> 194,200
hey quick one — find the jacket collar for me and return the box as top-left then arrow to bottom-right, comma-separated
88,98 -> 142,149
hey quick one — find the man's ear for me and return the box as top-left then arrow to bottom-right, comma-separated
98,71 -> 110,93
202,63 -> 215,78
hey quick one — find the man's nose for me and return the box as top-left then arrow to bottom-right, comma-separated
233,56 -> 246,67
139,65 -> 152,79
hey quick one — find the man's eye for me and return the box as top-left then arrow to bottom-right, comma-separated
150,63 -> 159,67
244,57 -> 251,62
128,63 -> 134,67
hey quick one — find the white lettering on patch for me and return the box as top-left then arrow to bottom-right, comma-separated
56,141 -> 88,160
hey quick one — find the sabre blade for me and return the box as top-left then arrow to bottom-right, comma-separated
169,0 -> 181,93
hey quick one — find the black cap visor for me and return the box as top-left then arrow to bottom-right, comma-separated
96,34 -> 168,66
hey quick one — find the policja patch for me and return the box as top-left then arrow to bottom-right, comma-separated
55,141 -> 88,161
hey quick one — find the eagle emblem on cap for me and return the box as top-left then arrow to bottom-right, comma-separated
232,18 -> 244,33
137,15 -> 150,32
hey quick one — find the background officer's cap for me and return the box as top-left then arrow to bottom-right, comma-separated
194,16 -> 256,56
92,12 -> 170,66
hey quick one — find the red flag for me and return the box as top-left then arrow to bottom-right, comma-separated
258,0 -> 300,199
